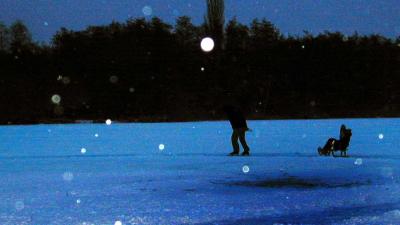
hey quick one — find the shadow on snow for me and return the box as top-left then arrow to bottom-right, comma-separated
211,176 -> 373,189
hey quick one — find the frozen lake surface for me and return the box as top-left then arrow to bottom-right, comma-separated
0,118 -> 399,224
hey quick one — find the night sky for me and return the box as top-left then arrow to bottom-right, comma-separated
0,0 -> 399,43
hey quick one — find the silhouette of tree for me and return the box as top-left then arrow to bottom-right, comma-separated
0,21 -> 10,52
9,20 -> 32,54
175,16 -> 199,47
225,18 -> 249,55
249,18 -> 280,51
204,0 -> 225,51
0,16 -> 399,123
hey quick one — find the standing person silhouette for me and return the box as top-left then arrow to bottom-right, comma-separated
223,105 -> 251,156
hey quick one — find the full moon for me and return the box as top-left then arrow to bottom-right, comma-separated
200,37 -> 215,52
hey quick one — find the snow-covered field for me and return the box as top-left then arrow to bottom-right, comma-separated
0,118 -> 399,225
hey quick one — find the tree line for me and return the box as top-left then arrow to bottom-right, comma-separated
0,17 -> 399,124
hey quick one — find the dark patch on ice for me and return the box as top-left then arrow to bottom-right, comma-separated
184,188 -> 197,192
218,177 -> 372,189
193,202 -> 400,225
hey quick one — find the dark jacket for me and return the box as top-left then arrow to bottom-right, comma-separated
224,106 -> 248,129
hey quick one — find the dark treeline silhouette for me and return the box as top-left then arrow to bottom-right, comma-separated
0,17 -> 399,124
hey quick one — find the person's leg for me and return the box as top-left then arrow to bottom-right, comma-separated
230,129 -> 240,154
238,128 -> 250,154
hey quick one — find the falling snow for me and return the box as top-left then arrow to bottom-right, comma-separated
81,148 -> 86,154
109,75 -> 119,84
106,119 -> 112,125
15,201 -> 24,211
62,172 -> 74,181
142,6 -> 152,16
62,76 -> 71,84
242,165 -> 250,173
51,94 -> 61,104
354,158 -> 363,166
159,144 -> 165,151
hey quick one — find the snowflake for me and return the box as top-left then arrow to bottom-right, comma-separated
354,158 -> 363,166
63,172 -> 74,181
242,165 -> 250,173
142,6 -> 152,16
51,94 -> 61,104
